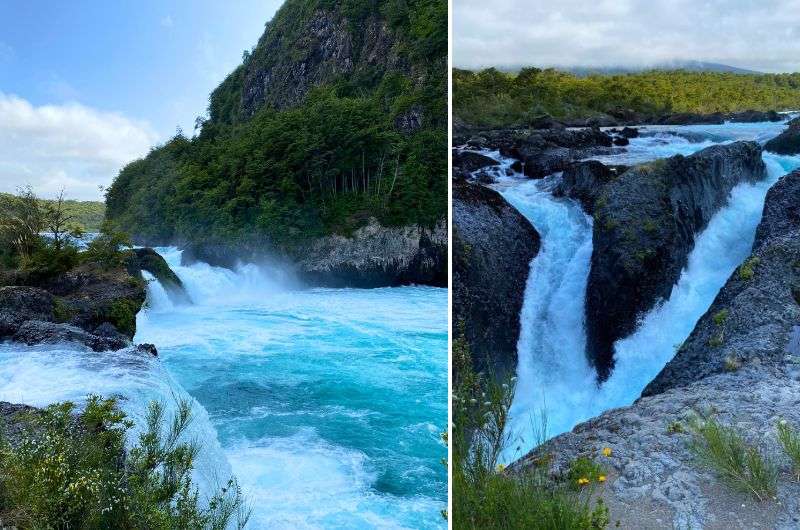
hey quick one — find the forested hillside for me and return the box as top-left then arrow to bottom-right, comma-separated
0,192 -> 104,232
106,0 -> 446,249
454,68 -> 800,128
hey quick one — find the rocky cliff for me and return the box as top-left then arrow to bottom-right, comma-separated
643,168 -> 800,396
584,142 -> 767,378
513,170 -> 800,529
765,116 -> 800,155
453,176 -> 540,376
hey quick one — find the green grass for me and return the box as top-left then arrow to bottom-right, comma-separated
452,333 -> 610,529
688,416 -> 777,501
776,420 -> 800,480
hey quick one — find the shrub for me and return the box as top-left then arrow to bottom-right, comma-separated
105,299 -> 140,337
688,415 -> 777,501
0,395 -> 250,529
738,256 -> 761,281
712,309 -> 729,327
83,224 -> 133,269
724,356 -> 741,372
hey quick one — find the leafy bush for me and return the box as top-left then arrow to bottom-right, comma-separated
738,256 -> 761,281
83,224 -> 133,269
688,415 -> 777,501
0,395 -> 250,529
452,333 -> 610,529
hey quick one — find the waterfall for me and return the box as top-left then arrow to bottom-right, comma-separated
500,124 -> 800,463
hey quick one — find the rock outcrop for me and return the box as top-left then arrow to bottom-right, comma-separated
552,160 -> 617,213
586,142 -> 767,378
296,218 -> 447,287
512,171 -> 800,528
453,178 -> 539,376
126,247 -> 189,303
765,117 -> 800,155
728,110 -> 782,123
643,169 -> 800,396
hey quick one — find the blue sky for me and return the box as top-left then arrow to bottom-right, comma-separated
0,1 -> 283,199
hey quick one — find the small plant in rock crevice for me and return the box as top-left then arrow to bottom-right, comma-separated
776,420 -> 800,481
687,415 -> 777,502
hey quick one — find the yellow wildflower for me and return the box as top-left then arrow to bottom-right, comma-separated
496,463 -> 506,473
577,477 -> 590,486
598,475 -> 607,483
601,447 -> 612,457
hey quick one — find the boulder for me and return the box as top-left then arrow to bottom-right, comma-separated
452,149 -> 500,172
13,321 -> 129,352
453,180 -> 540,376
764,116 -> 800,155
586,142 -> 767,378
643,168 -> 800,396
727,109 -> 782,123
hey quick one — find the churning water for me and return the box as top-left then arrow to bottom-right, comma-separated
136,249 -> 448,529
0,247 -> 446,529
498,120 -> 800,463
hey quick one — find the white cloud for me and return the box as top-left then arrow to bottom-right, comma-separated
454,0 -> 800,72
0,93 -> 158,201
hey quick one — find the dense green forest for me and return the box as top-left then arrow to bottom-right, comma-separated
454,68 -> 800,128
105,0 -> 446,249
0,192 -> 104,232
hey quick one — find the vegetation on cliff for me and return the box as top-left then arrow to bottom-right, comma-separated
106,0 -> 447,249
454,68 -> 800,128
0,395 -> 249,529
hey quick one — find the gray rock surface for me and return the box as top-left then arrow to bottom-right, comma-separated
586,142 -> 767,378
552,160 -> 616,213
296,218 -> 447,287
0,286 -> 54,337
13,321 -> 129,352
644,169 -> 800,396
453,178 -> 539,376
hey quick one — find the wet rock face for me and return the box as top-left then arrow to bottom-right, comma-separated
657,112 -> 725,125
552,160 -> 616,213
126,247 -> 189,303
453,179 -> 540,376
296,218 -> 448,288
643,169 -> 800,396
13,321 -> 129,352
586,141 -> 767,378
765,117 -> 800,155
0,286 -> 54,336
451,150 -> 500,173
728,109 -> 782,123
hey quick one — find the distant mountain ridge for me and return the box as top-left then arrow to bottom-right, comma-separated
492,61 -> 761,76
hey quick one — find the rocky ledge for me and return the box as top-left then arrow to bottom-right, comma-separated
182,219 -> 448,288
0,249 -> 184,353
296,218 -> 447,288
453,172 -> 540,376
643,169 -> 800,396
582,142 -> 767,378
512,170 -> 800,529
765,116 -> 800,155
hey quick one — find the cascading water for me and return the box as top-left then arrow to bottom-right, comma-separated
498,120 -> 800,463
0,342 -> 233,502
136,250 -> 448,529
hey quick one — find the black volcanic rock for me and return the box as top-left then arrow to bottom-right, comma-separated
643,169 -> 800,396
728,110 -> 782,123
552,160 -> 616,213
586,141 -> 767,378
765,117 -> 800,155
453,180 -> 540,376
657,112 -> 725,125
452,150 -> 500,172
